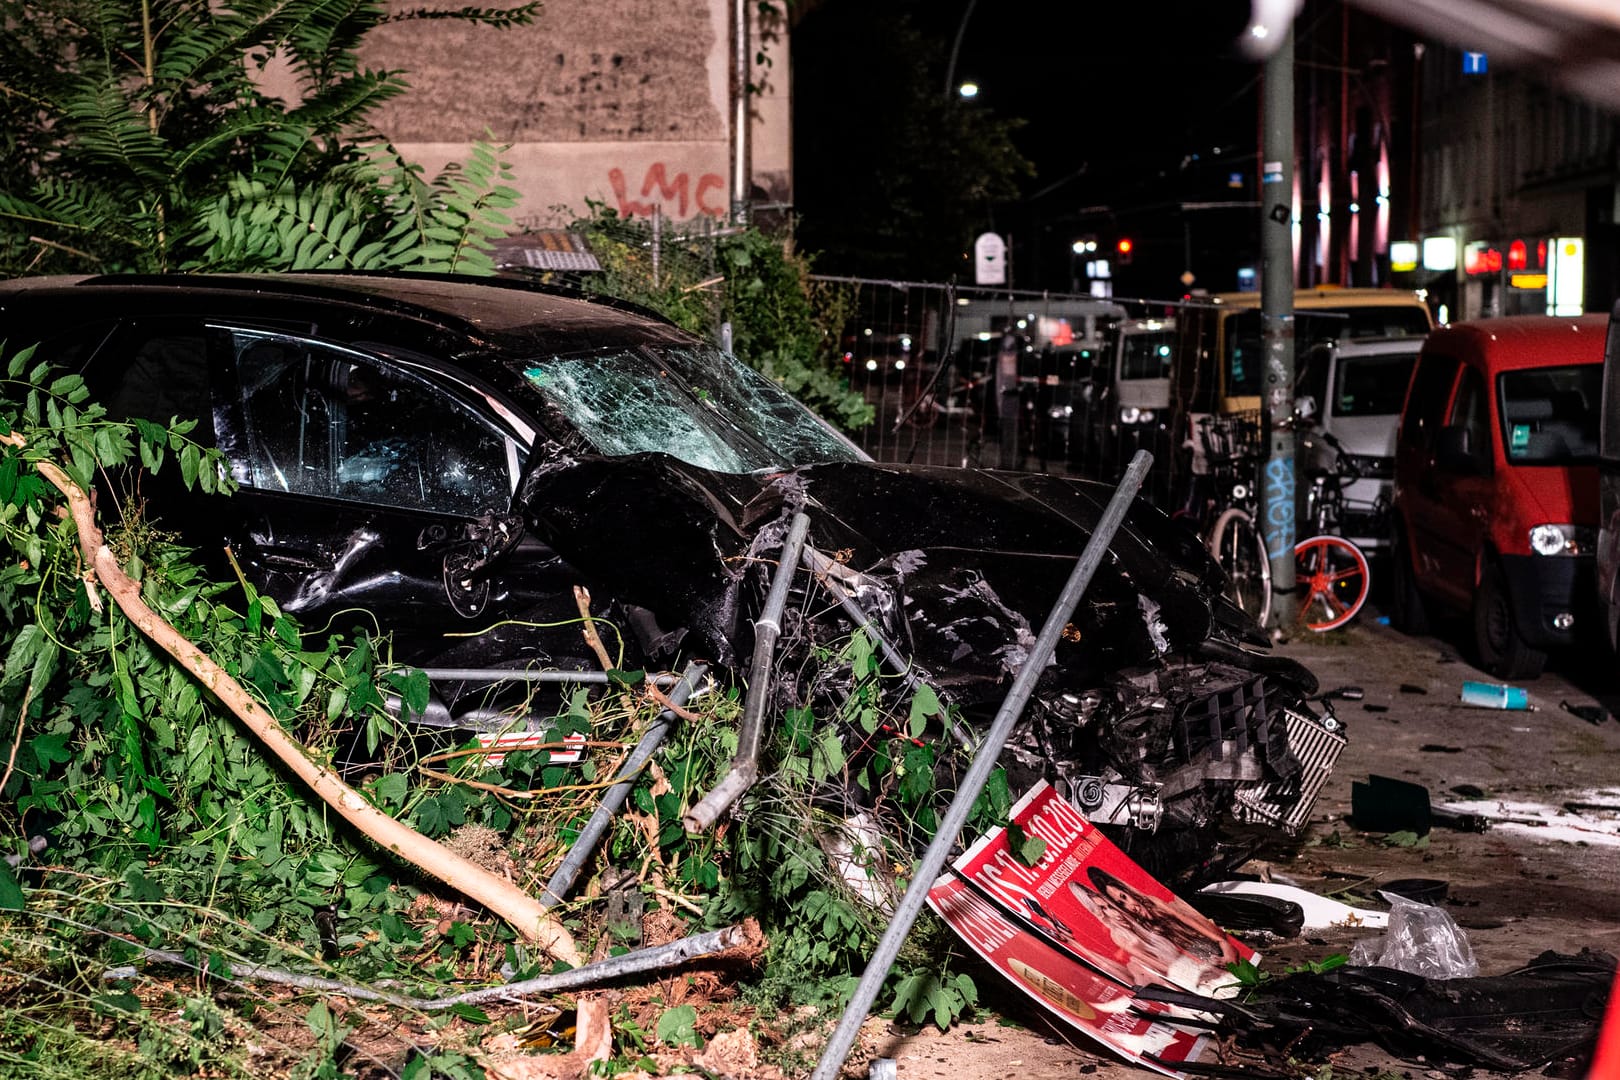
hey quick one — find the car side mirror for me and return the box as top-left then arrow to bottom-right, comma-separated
1436,425 -> 1481,473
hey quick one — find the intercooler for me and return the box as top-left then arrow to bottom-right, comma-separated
1232,704 -> 1347,834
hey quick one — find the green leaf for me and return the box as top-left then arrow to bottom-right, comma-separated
372,773 -> 408,808
180,443 -> 200,488
0,863 -> 24,910
28,732 -> 71,771
907,684 -> 941,739
1007,822 -> 1046,866
655,1004 -> 700,1047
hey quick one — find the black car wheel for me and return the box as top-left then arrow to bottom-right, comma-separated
1473,558 -> 1546,680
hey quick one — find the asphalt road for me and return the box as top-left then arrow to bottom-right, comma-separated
844,609 -> 1620,1079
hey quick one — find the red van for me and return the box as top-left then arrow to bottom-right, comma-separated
1389,315 -> 1604,678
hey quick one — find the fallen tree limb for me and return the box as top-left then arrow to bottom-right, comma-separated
104,921 -> 761,1009
18,443 -> 580,965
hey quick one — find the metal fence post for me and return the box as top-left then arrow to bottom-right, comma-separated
808,450 -> 1154,1080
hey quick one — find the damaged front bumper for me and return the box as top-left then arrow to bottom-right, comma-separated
509,452 -> 1345,872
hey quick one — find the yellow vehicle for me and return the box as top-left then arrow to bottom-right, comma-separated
1174,286 -> 1433,417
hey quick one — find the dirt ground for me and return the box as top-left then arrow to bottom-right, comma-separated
841,613 -> 1620,1080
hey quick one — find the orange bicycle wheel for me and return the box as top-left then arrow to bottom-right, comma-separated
1293,534 -> 1369,632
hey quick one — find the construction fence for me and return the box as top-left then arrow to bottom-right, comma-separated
813,276 -> 1181,509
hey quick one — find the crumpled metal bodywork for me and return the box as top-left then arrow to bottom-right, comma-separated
518,451 -> 1338,871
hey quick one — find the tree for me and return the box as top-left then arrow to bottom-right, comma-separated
0,0 -> 537,277
791,3 -> 1033,281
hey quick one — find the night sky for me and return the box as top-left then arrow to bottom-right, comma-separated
793,0 -> 1274,293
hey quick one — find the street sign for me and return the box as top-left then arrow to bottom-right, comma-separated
974,232 -> 1007,285
1463,51 -> 1488,74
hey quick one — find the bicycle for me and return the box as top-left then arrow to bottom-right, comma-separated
1293,428 -> 1371,632
1195,411 -> 1273,627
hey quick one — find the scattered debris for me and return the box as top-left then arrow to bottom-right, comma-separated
1399,683 -> 1428,694
1380,878 -> 1449,905
1198,880 -> 1388,931
1363,702 -> 1390,713
1419,744 -> 1463,753
1351,775 -> 1490,835
1135,949 -> 1616,1073
1349,893 -> 1478,978
1561,699 -> 1611,725
1185,889 -> 1304,938
1437,790 -> 1620,848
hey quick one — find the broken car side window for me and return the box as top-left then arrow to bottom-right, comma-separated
230,331 -> 511,515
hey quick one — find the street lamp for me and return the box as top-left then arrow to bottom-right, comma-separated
957,81 -> 979,100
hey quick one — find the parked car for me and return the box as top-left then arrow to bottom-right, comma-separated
1594,300 -> 1620,654
0,272 -> 1343,869
1390,314 -> 1604,678
1295,337 -> 1424,551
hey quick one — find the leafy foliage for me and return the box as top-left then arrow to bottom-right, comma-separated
562,208 -> 873,431
0,0 -> 534,276
0,333 -> 1003,1073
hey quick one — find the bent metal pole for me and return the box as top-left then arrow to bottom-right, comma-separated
809,450 -> 1154,1080
684,511 -> 811,832
540,661 -> 709,908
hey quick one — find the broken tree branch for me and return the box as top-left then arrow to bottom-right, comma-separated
107,921 -> 761,1009
572,586 -> 615,672
24,447 -> 580,965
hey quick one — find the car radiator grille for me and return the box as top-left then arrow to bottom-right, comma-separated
1232,706 -> 1347,834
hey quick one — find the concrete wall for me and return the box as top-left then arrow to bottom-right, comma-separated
347,0 -> 791,229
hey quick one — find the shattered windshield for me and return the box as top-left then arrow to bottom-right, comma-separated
521,344 -> 863,473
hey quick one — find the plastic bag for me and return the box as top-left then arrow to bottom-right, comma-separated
1348,891 -> 1478,978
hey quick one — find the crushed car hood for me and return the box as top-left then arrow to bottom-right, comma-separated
516,454 -> 1301,700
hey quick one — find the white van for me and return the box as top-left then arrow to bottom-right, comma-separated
1295,337 -> 1424,550
1111,317 -> 1175,425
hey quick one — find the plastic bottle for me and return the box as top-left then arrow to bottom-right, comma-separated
1459,680 -> 1531,710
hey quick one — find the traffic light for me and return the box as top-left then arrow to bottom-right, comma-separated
1116,237 -> 1134,265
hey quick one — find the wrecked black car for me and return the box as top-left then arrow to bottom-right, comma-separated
0,272 -> 1343,870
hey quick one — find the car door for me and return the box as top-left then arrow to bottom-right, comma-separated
1423,364 -> 1495,607
206,326 -> 589,668
1395,349 -> 1461,593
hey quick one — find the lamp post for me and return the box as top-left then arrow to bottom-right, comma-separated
943,0 -> 979,100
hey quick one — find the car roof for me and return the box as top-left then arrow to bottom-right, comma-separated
1321,336 -> 1426,358
1422,314 -> 1608,371
0,272 -> 691,360
1210,287 -> 1430,311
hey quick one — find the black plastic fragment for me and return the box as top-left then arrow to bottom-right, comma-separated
1562,700 -> 1610,725
1185,890 -> 1305,938
1381,877 -> 1449,905
1135,949 -> 1617,1072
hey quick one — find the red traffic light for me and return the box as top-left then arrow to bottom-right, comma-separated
1117,238 -> 1133,255
1117,237 -> 1134,265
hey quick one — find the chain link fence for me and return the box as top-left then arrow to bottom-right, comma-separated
814,277 -> 1180,507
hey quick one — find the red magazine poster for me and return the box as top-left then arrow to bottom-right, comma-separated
954,780 -> 1256,997
927,873 -> 1208,1077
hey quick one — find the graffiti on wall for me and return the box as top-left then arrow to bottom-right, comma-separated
607,162 -> 727,219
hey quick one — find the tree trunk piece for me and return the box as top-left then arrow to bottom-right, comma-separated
32,457 -> 581,965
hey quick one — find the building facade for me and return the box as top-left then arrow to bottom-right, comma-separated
1398,43 -> 1619,321
270,0 -> 793,229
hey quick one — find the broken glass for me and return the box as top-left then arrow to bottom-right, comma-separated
521,345 -> 862,473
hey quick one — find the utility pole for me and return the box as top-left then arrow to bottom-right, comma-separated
730,0 -> 749,225
1261,21 -> 1297,634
